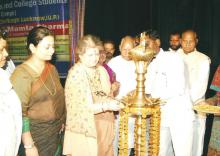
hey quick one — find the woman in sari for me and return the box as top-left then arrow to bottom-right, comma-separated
63,35 -> 123,156
0,27 -> 22,156
10,26 -> 66,156
204,65 -> 220,155
97,40 -> 120,97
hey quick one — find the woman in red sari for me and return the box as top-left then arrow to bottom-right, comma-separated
204,65 -> 220,155
11,26 -> 66,156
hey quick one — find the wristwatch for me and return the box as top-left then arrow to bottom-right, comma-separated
24,142 -> 35,149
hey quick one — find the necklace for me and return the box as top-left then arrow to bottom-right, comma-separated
84,67 -> 101,90
40,69 -> 57,96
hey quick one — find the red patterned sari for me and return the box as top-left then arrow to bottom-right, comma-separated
208,65 -> 220,156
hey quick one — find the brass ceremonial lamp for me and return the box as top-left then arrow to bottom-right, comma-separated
119,33 -> 161,156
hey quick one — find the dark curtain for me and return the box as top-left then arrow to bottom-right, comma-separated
69,0 -> 85,64
84,0 -> 152,54
85,0 -> 220,90
154,0 -> 220,78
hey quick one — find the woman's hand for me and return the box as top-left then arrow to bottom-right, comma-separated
206,95 -> 218,106
25,146 -> 39,156
22,131 -> 39,156
196,100 -> 208,105
195,95 -> 218,106
111,81 -> 120,96
104,99 -> 124,111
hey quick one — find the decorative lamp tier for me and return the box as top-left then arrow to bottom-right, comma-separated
128,44 -> 155,108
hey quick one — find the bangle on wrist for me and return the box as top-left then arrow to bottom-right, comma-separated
24,142 -> 35,149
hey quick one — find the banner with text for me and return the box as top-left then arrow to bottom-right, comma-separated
0,0 -> 70,77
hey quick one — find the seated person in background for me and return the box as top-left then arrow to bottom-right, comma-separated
0,26 -> 22,156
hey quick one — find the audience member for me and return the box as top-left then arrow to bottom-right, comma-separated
11,26 -> 66,156
177,29 -> 210,156
104,40 -> 116,63
133,35 -> 140,46
97,40 -> 120,97
63,35 -> 123,156
108,36 -> 136,156
0,26 -> 22,156
0,28 -> 16,75
168,31 -> 181,52
145,29 -> 195,156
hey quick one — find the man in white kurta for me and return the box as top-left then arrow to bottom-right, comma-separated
168,32 -> 181,53
0,33 -> 22,156
177,30 -> 210,156
5,59 -> 16,75
144,29 -> 195,156
0,68 -> 22,156
108,36 -> 136,156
